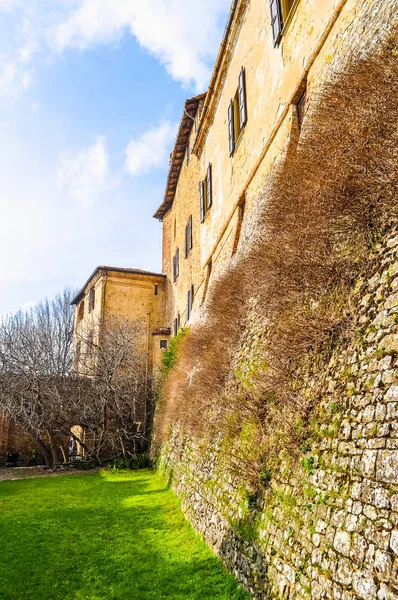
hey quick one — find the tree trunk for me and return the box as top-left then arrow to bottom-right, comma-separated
48,432 -> 59,468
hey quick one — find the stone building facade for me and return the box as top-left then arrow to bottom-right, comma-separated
72,0 -> 394,366
71,266 -> 169,377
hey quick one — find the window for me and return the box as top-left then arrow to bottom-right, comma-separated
77,300 -> 85,323
186,284 -> 194,322
199,163 -> 213,223
173,313 -> 181,336
268,0 -> 297,46
173,248 -> 179,283
228,67 -> 247,155
200,180 -> 205,223
185,216 -> 193,258
154,284 -> 158,296
88,288 -> 95,313
160,340 -> 168,349
297,89 -> 306,129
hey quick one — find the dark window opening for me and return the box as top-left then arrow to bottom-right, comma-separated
154,284 -> 158,296
173,318 -> 178,337
160,340 -> 168,350
297,89 -> 306,129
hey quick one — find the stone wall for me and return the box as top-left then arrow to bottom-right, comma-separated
0,412 -> 44,466
159,226 -> 398,599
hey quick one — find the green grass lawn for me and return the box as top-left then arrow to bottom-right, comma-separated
0,470 -> 248,600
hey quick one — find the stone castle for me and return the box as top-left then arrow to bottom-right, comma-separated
72,0 -> 367,372
3,1 -> 398,598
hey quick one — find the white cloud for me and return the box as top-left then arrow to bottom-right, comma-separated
0,0 -> 18,10
49,0 -> 230,91
57,137 -> 110,209
125,120 -> 177,177
0,59 -> 34,99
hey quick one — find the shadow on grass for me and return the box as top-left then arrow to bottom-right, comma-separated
0,471 -> 248,600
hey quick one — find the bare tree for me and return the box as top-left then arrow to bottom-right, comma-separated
0,293 -> 154,467
72,316 -> 154,461
0,288 -> 75,467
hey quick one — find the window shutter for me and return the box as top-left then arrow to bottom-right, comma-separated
186,289 -> 190,322
188,215 -> 193,251
228,99 -> 235,156
199,180 -> 205,222
206,163 -> 212,210
191,284 -> 194,309
172,255 -> 176,282
238,68 -> 247,129
269,0 -> 283,46
176,248 -> 179,277
173,318 -> 178,337
185,224 -> 188,258
177,312 -> 180,330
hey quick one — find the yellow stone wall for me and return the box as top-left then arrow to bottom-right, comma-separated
73,270 -> 168,377
159,0 -> 371,329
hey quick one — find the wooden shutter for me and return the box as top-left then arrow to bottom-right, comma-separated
176,247 -> 179,277
228,99 -> 235,156
269,0 -> 283,46
206,164 -> 212,210
238,68 -> 247,129
199,180 -> 205,222
186,289 -> 190,321
188,215 -> 193,251
172,255 -> 176,282
177,312 -> 180,330
173,318 -> 178,337
185,224 -> 188,257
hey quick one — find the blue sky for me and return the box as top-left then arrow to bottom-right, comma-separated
0,0 -> 230,315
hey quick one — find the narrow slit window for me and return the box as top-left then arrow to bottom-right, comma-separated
160,340 -> 168,350
154,284 -> 158,296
